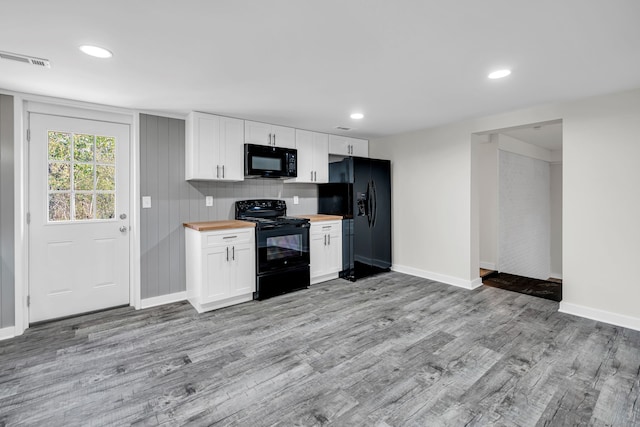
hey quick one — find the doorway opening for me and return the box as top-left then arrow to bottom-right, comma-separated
475,120 -> 562,301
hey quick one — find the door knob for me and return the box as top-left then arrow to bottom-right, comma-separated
119,226 -> 128,233
120,213 -> 127,219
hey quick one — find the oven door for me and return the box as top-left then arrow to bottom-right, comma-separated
257,225 -> 310,273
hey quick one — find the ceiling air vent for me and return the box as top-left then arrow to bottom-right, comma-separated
335,126 -> 351,131
0,51 -> 51,68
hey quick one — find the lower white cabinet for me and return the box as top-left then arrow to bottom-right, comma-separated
310,220 -> 342,284
185,227 -> 256,312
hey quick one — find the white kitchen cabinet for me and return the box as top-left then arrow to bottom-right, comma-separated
186,112 -> 244,181
287,129 -> 329,183
245,120 -> 295,148
310,220 -> 342,284
328,135 -> 369,157
185,226 -> 256,313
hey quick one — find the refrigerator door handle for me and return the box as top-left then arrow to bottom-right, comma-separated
371,179 -> 377,227
367,180 -> 373,228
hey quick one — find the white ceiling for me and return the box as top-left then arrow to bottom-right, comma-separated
1,1 -> 640,139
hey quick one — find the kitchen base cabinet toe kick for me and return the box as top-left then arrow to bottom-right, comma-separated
184,223 -> 256,313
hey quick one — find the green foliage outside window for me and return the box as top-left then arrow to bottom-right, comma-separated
47,131 -> 116,221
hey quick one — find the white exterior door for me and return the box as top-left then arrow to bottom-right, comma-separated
28,113 -> 130,323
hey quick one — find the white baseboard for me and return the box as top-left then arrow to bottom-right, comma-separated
0,326 -> 15,341
479,262 -> 496,270
559,302 -> 640,332
392,264 -> 483,290
140,291 -> 188,309
311,271 -> 340,285
549,272 -> 563,280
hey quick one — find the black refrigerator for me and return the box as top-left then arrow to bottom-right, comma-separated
317,156 -> 391,280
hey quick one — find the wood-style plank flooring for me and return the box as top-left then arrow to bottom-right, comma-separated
1,272 -> 640,426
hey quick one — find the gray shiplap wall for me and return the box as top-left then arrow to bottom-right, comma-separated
0,94 -> 15,328
140,114 -> 317,299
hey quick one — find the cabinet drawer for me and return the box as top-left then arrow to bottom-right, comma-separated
202,229 -> 254,247
311,220 -> 341,235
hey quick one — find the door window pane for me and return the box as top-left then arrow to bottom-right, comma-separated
96,194 -> 115,219
74,134 -> 95,162
96,136 -> 115,163
49,193 -> 71,221
48,162 -> 70,191
74,163 -> 95,191
47,130 -> 116,222
48,132 -> 71,161
75,194 -> 94,220
96,165 -> 115,190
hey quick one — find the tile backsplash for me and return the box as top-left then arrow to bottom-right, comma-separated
188,179 -> 318,220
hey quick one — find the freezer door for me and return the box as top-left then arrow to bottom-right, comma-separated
369,158 -> 392,270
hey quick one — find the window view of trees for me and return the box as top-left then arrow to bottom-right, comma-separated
48,131 -> 116,221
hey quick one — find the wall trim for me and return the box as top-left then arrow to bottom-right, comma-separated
549,272 -> 563,280
0,326 -> 15,341
559,302 -> 640,332
479,261 -> 496,270
140,291 -> 188,309
392,264 -> 483,290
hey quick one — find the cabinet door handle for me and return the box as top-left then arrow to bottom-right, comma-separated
222,165 -> 225,178
223,235 -> 237,239
311,171 -> 314,181
314,171 -> 317,181
226,247 -> 229,261
324,234 -> 327,245
328,234 -> 331,245
232,246 -> 235,260
216,165 -> 220,178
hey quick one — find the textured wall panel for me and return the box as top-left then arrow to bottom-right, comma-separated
498,150 -> 550,280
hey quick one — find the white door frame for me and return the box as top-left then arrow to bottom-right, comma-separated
13,97 -> 141,335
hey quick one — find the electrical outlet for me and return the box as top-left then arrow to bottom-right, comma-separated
205,196 -> 213,207
293,196 -> 299,205
142,196 -> 152,208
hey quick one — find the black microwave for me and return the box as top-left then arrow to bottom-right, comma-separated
244,144 -> 297,178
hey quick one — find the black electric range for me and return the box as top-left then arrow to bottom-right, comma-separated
235,200 -> 310,300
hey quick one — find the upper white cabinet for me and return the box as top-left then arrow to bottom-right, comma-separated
329,135 -> 369,157
186,112 -> 244,181
288,129 -> 329,183
245,120 -> 295,148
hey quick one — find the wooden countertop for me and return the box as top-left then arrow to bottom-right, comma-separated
293,214 -> 344,222
183,220 -> 256,232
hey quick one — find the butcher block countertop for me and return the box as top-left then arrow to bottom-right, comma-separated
183,220 -> 256,232
293,214 -> 344,222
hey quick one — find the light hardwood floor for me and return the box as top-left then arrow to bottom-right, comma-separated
1,272 -> 639,426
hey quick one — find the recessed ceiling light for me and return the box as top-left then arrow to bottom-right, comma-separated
350,113 -> 364,119
488,69 -> 511,79
79,45 -> 113,59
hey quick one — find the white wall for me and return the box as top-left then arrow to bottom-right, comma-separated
498,150 -> 550,280
370,87 -> 640,330
371,125 -> 476,288
478,136 -> 498,270
550,163 -> 563,278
